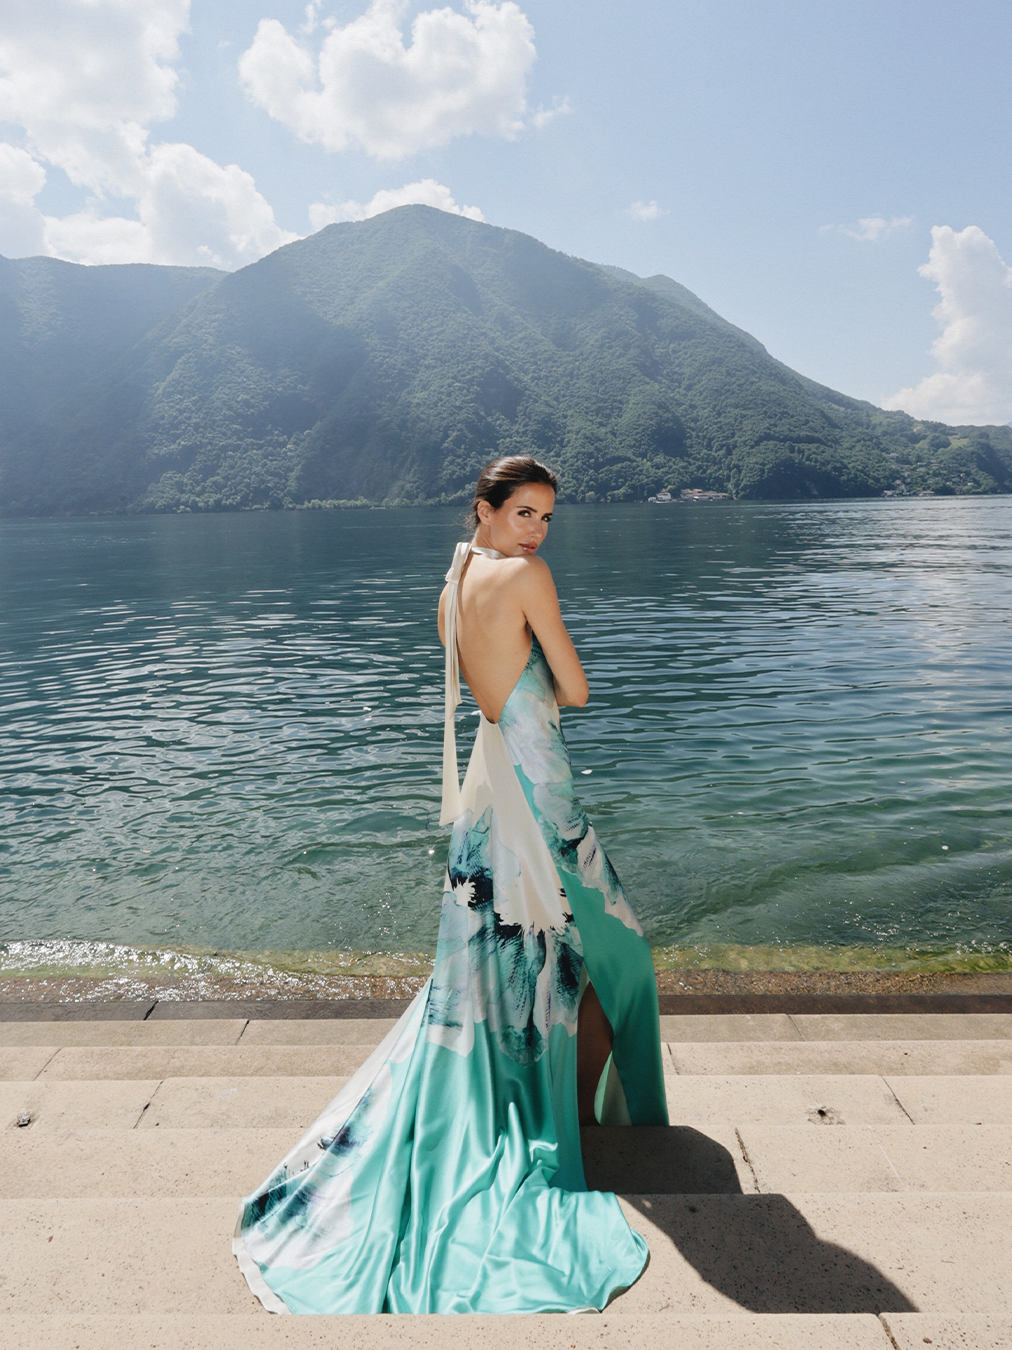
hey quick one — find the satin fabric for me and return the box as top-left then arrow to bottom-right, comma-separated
234,627 -> 668,1314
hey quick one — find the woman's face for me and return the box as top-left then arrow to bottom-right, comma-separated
478,482 -> 555,556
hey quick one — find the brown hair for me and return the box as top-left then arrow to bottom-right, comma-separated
469,455 -> 559,529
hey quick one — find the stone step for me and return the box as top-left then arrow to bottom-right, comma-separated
0,1125 -> 753,1199
0,1046 -> 60,1079
790,1014 -> 1012,1042
241,1019 -> 399,1046
737,1125 -> 1012,1194
8,1039 -> 1011,1083
0,1312 -> 898,1349
666,1041 -> 1012,1076
882,1313 -> 1012,1348
0,1078 -> 162,1131
2,1195 -> 1010,1317
0,1020 -> 249,1047
5,1123 -> 1009,1201
2,1074 -> 907,1132
7,1074 -> 1012,1134
666,1074 -> 912,1126
612,1193 -> 1012,1317
31,1046 -> 374,1080
0,1077 -> 347,1132
0,1129 -> 294,1198
4,1014 -> 1011,1050
658,1014 -> 1012,1043
0,1019 -> 396,1049
886,1076 -> 1012,1124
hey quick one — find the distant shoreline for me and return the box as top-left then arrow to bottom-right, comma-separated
2,490 -> 1011,522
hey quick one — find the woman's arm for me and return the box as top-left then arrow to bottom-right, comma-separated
516,559 -> 589,707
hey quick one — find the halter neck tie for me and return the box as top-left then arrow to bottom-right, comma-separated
440,542 -> 504,825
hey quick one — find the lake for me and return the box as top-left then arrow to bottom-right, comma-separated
1,497 -> 1010,982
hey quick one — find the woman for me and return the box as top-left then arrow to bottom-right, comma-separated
234,456 -> 668,1315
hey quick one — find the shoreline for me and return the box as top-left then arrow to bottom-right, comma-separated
5,940 -> 1012,1013
3,967 -> 1012,1017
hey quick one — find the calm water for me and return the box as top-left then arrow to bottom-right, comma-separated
1,498 -> 1010,974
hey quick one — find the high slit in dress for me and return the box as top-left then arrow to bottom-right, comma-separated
233,541 -> 668,1314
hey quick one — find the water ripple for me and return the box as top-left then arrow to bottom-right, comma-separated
1,498 -> 1010,967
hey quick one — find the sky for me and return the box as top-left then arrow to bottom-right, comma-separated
2,0 -> 1011,424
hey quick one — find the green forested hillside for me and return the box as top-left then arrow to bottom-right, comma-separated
0,256 -> 220,450
1,207 -> 1009,515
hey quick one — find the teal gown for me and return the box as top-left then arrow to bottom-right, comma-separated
233,542 -> 668,1314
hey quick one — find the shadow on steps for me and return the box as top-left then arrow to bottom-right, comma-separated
582,1125 -> 744,1194
583,1126 -> 917,1315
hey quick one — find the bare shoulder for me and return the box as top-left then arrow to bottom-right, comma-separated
506,554 -> 555,592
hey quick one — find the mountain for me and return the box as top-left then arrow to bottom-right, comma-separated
1,207 -> 1009,515
0,255 -> 220,452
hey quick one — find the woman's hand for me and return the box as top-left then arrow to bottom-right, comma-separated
515,559 -> 589,708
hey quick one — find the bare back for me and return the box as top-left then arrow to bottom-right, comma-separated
438,551 -> 588,722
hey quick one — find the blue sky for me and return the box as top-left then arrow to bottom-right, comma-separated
2,0 -> 1011,422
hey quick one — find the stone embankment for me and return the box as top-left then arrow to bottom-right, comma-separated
2,1003 -> 1011,1349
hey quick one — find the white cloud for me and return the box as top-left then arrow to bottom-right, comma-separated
883,225 -> 1012,426
239,0 -> 537,161
309,177 -> 484,228
0,0 -> 295,267
41,211 -> 149,267
530,94 -> 571,128
0,141 -> 47,254
45,144 -> 299,268
821,215 -> 913,242
0,142 -> 46,206
0,0 -> 186,196
629,200 -> 665,222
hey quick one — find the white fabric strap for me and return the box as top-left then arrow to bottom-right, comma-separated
440,541 -> 472,825
440,542 -> 503,826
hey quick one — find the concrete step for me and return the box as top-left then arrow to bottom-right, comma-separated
0,1046 -> 59,1079
882,1313 -> 1012,1348
667,1041 -> 1012,1076
790,1014 -> 1012,1042
4,1014 -> 1011,1050
0,1198 -> 255,1315
738,1125 -> 1012,1193
0,1078 -> 161,1130
0,1129 -> 294,1198
886,1076 -> 1012,1124
2,1195 -> 1011,1317
33,1046 -> 373,1080
0,1019 -> 395,1049
5,1123 -> 1009,1199
1,1074 -> 911,1131
0,1312 -> 898,1349
5,1117 -> 1009,1204
659,1015 -> 804,1042
613,1192 -> 1012,1316
666,1074 -> 912,1126
669,1074 -> 1012,1127
138,1077 -> 349,1130
0,1020 -> 248,1047
241,1019 -> 399,1046
0,1077 -> 347,1131
9,1074 -> 1011,1132
11,1039 -> 1010,1082
658,1014 -> 1012,1043
0,1125 -> 751,1199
